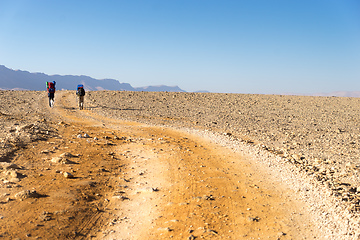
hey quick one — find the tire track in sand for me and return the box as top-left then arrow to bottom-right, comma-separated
53,91 -> 318,239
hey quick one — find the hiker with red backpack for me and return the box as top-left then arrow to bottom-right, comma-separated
76,84 -> 85,110
46,81 -> 56,107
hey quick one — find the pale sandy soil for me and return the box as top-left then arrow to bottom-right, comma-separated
1,90 -> 360,239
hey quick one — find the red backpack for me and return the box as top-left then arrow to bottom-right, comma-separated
48,82 -> 55,93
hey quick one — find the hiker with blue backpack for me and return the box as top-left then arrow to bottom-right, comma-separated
46,81 -> 56,107
76,84 -> 85,110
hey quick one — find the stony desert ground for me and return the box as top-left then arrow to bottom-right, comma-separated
1,90 -> 360,239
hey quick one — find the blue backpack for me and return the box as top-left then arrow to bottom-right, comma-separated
77,85 -> 85,96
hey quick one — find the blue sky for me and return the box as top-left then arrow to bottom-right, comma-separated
0,0 -> 359,94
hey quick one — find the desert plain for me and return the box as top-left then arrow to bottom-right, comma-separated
1,90 -> 360,239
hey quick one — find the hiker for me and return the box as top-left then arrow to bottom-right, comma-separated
46,81 -> 56,107
76,84 -> 85,110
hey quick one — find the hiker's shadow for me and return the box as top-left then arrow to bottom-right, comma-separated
63,107 -> 77,110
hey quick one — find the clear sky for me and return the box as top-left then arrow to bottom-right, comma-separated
0,0 -> 359,94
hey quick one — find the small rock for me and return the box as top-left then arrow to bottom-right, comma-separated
136,187 -> 157,193
61,159 -> 75,165
158,227 -> 172,232
0,163 -> 21,170
346,162 -> 354,169
59,152 -> 76,158
39,211 -> 52,221
3,170 -> 18,179
113,196 -> 129,201
15,190 -> 41,200
51,157 -> 63,163
203,195 -> 215,200
207,229 -> 218,235
63,172 -> 73,178
248,216 -> 260,222
16,124 -> 34,132
314,158 -> 322,164
83,133 -> 90,138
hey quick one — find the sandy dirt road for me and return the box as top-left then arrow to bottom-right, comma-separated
1,91 -> 319,239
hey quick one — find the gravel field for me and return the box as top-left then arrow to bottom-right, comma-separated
85,90 -> 360,237
2,90 -> 360,238
0,91 -> 51,161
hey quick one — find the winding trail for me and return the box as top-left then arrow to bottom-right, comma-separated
1,91 -> 319,239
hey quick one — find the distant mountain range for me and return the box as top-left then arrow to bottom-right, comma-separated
0,65 -> 186,92
0,65 -> 358,97
311,91 -> 360,98
281,91 -> 360,98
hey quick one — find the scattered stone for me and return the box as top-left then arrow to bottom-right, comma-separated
112,195 -> 129,201
83,133 -> 90,138
207,229 -> 218,235
50,157 -> 63,163
16,124 -> 34,132
50,155 -> 76,164
179,202 -> 189,206
158,227 -> 172,232
2,170 -> 18,179
0,163 -> 21,170
203,195 -> 215,200
15,190 -> 41,200
248,216 -> 260,222
62,159 -> 76,164
39,211 -> 52,221
63,172 -> 74,178
59,152 -> 76,158
136,187 -> 158,193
